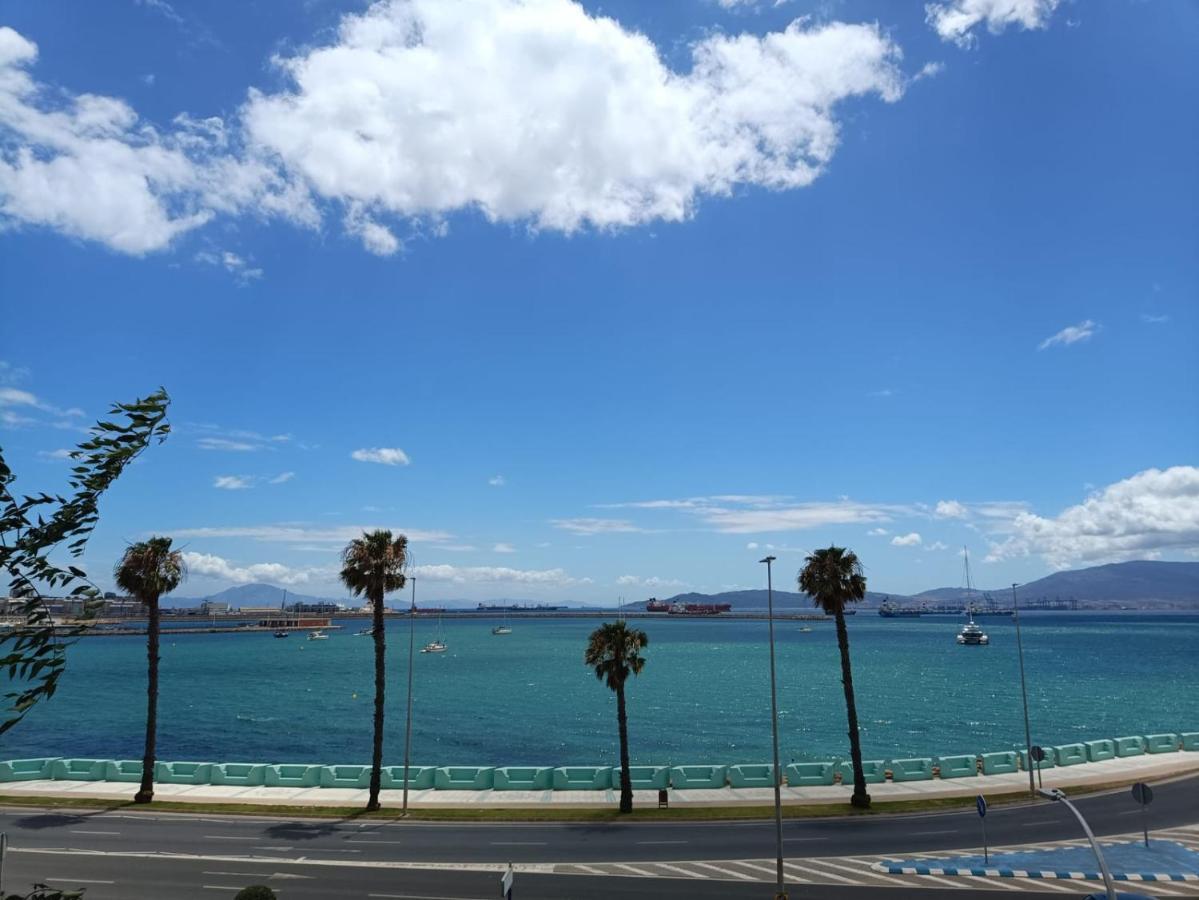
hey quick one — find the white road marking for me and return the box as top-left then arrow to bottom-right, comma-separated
68,830 -> 120,836
779,862 -> 857,884
367,894 -> 488,900
956,874 -> 1023,891
345,839 -> 406,845
636,840 -> 687,844
610,862 -> 662,877
45,878 -> 116,885
489,841 -> 546,846
687,861 -> 756,881
783,836 -> 828,842
204,835 -> 248,840
910,829 -> 958,835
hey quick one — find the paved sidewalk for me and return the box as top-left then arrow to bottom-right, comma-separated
2,752 -> 1197,809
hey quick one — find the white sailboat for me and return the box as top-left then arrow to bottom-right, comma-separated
491,610 -> 512,635
421,611 -> 448,653
957,549 -> 990,645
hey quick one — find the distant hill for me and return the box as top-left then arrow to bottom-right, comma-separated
166,583 -> 341,609
662,589 -> 906,611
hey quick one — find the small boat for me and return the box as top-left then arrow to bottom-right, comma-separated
307,629 -> 329,641
355,627 -> 374,636
273,630 -> 290,638
420,639 -> 447,654
491,625 -> 512,635
957,612 -> 989,645
798,626 -> 813,633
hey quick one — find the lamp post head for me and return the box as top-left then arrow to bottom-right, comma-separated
760,555 -> 777,565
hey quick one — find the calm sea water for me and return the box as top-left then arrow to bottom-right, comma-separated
3,613 -> 1196,767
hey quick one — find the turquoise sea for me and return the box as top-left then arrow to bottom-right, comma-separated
2,613 -> 1196,767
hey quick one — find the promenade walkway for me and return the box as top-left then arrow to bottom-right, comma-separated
3,751 -> 1197,810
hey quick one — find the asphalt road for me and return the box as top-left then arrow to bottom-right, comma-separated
1,775 -> 1195,898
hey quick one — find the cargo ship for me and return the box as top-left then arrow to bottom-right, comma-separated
645,598 -> 671,612
668,601 -> 731,616
878,600 -> 922,618
475,602 -> 567,612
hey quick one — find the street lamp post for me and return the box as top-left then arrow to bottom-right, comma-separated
760,555 -> 787,900
401,572 -> 417,815
1011,583 -> 1035,796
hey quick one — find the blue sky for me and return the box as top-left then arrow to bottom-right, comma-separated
1,0 -> 1196,602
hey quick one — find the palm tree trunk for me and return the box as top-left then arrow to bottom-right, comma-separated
615,682 -> 632,814
835,608 -> 870,809
135,597 -> 159,804
367,591 -> 386,812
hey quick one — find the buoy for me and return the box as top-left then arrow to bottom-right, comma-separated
352,692 -> 358,700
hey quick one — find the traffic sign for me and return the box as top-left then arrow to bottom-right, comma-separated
500,863 -> 514,899
976,796 -> 989,864
1131,782 -> 1154,805
976,795 -> 987,818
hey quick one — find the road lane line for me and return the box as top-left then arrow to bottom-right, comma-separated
910,829 -> 957,835
46,878 -> 116,885
489,841 -> 546,846
68,830 -> 120,836
204,835 -> 249,840
783,836 -> 828,842
635,840 -> 687,845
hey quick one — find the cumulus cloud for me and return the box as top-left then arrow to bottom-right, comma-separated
182,550 -> 327,586
867,527 -> 890,536
615,574 -> 685,588
492,542 -> 516,553
192,425 -> 292,452
171,523 -> 454,544
926,0 -> 1060,47
0,27 -> 314,254
412,563 -> 587,585
488,475 -> 507,487
1038,319 -> 1097,350
241,0 -> 905,240
213,475 -> 252,490
891,532 -> 922,547
986,466 -> 1199,568
269,471 -> 295,484
351,447 -> 411,466
935,499 -> 968,519
552,517 -> 644,535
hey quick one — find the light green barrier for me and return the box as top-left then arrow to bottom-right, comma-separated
0,758 -> 58,781
1183,733 -> 1199,751
211,762 -> 266,786
838,760 -> 886,784
935,755 -> 977,779
670,765 -> 728,789
552,766 -> 610,790
980,751 -> 1018,775
104,760 -> 144,783
890,758 -> 934,782
382,766 -> 437,790
785,762 -> 835,786
434,766 -> 494,790
320,765 -> 370,789
155,761 -> 214,784
1054,744 -> 1087,767
265,764 -> 321,788
1114,736 -> 1145,758
1019,748 -> 1056,771
494,767 -> 553,791
50,759 -> 106,781
728,764 -> 777,788
1144,733 -> 1179,754
1086,739 -> 1116,762
613,765 -> 669,790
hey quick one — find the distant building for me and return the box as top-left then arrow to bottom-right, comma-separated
200,600 -> 230,616
239,606 -> 285,616
289,601 -> 342,614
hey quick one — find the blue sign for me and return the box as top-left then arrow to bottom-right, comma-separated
976,795 -> 987,818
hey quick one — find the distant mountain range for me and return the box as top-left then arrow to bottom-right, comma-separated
166,560 -> 1198,611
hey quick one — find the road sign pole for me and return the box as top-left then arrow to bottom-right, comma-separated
500,863 -> 514,899
982,816 -> 989,865
1,831 -> 6,895
976,795 -> 989,865
1132,782 -> 1154,848
1142,801 -> 1149,848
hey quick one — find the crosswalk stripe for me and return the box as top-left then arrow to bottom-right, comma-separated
780,861 -> 858,884
565,864 -> 607,875
723,860 -> 778,877
813,858 -> 904,884
957,874 -> 1023,892
610,863 -> 660,877
687,862 -> 756,881
653,862 -> 706,879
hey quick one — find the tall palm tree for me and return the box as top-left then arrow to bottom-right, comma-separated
340,529 -> 407,812
585,621 -> 648,814
799,546 -> 871,809
114,536 -> 184,804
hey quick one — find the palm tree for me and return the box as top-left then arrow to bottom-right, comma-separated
114,536 -> 184,804
798,546 -> 871,809
585,621 -> 648,814
340,529 -> 407,812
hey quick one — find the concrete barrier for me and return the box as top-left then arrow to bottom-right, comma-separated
434,766 -> 495,790
1114,736 -> 1145,758
728,764 -> 777,788
1182,733 -> 1199,752
670,765 -> 728,789
210,762 -> 267,786
265,764 -> 322,788
1085,739 -> 1116,762
382,766 -> 436,790
50,759 -> 106,781
785,762 -> 835,786
613,766 -> 669,790
319,765 -> 370,788
154,761 -> 214,784
1019,748 -> 1057,771
935,755 -> 977,779
103,760 -> 144,783
494,767 -> 553,791
552,766 -> 610,790
1144,733 -> 1179,754
838,760 -> 887,784
1054,744 -> 1087,767
980,752 -> 1019,776
0,758 -> 58,781
890,758 -> 934,782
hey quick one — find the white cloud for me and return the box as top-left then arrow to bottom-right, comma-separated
927,540 -> 949,551
926,0 -> 1060,47
891,531 -> 922,547
0,384 -> 85,430
1141,313 -> 1169,324
213,475 -> 253,490
616,574 -> 684,588
192,425 -> 293,452
412,563 -> 587,586
196,248 -> 264,281
0,361 -> 30,385
488,475 -> 507,487
935,499 -> 968,519
182,550 -> 328,586
746,541 -> 760,549
551,517 -> 643,535
37,448 -> 73,461
269,471 -> 295,484
172,523 -> 454,544
986,466 -> 1199,568
492,542 -> 516,553
700,501 -> 903,533
351,447 -> 411,466
345,207 -> 401,256
1038,319 -> 1097,350
241,0 -> 905,241
867,527 -> 890,536
0,27 -> 314,254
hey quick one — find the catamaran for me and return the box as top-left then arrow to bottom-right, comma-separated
307,629 -> 329,641
957,549 -> 990,645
